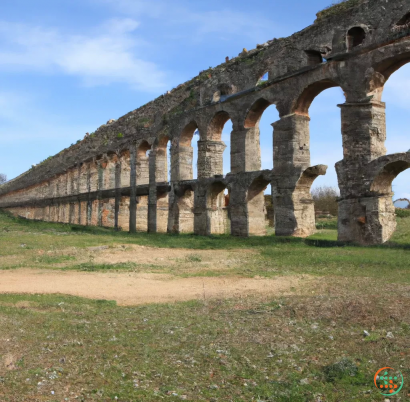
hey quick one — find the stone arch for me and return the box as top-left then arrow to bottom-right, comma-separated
367,51 -> 410,102
137,140 -> 151,160
293,79 -> 341,116
295,165 -> 328,237
119,149 -> 131,188
196,111 -> 230,178
242,98 -> 279,173
244,98 -> 272,128
207,111 -> 231,141
156,136 -> 170,182
370,160 -> 410,195
179,120 -> 199,146
175,120 -> 200,180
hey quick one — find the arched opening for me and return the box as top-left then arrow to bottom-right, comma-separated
207,182 -> 230,234
247,176 -> 270,236
294,80 -> 345,227
177,121 -> 199,180
264,184 -> 274,233
380,62 -> 410,221
257,72 -> 269,86
346,27 -> 366,49
305,50 -> 323,66
396,12 -> 410,27
394,198 -> 410,209
368,160 -> 410,243
259,105 -> 280,172
371,161 -> 410,195
205,111 -> 231,177
137,141 -> 151,185
244,98 -> 279,173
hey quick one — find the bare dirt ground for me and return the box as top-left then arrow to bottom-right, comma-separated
0,268 -> 312,306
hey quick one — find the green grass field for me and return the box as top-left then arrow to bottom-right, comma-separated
0,210 -> 409,401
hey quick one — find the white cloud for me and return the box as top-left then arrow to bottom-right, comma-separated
0,19 -> 167,91
96,0 -> 275,43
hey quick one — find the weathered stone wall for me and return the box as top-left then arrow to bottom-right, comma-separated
1,0 -> 410,244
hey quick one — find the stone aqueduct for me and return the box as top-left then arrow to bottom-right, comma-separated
1,0 -> 410,245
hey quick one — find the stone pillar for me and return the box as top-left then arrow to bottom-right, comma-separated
168,143 -> 195,233
229,181 -> 249,237
77,164 -> 82,225
114,159 -> 121,231
148,150 -> 157,233
336,101 -> 388,244
194,183 -> 208,235
86,162 -> 92,226
230,127 -> 261,173
171,145 -> 193,181
155,144 -> 170,233
201,182 -> 228,235
97,161 -> 104,227
272,114 -> 313,237
129,145 -> 137,233
197,141 -> 226,178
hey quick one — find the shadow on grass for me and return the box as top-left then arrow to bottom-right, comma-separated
2,209 -> 410,251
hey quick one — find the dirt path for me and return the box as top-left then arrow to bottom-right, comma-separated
0,269 -> 312,306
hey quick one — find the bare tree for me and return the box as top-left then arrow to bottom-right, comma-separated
0,174 -> 6,185
311,186 -> 339,216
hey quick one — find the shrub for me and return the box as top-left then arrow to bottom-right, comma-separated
396,208 -> 410,218
312,186 -> 339,216
0,173 -> 6,184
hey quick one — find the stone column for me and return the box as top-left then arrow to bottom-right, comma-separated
197,141 -> 226,178
229,181 -> 249,237
155,144 -> 170,233
171,145 -> 193,181
336,101 -> 388,244
97,160 -> 104,227
230,127 -> 261,173
129,145 -> 137,233
272,114 -> 313,237
114,159 -> 121,231
77,164 -> 82,225
168,143 -> 195,233
86,162 -> 92,225
148,150 -> 157,233
194,183 -> 208,235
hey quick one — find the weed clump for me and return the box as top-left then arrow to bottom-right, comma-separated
323,358 -> 358,382
316,0 -> 365,21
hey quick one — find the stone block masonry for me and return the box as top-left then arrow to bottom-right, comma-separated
1,0 -> 410,245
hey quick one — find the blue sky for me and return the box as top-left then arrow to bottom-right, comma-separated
0,0 -> 409,200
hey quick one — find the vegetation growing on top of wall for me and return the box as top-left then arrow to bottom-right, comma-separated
316,0 -> 366,21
